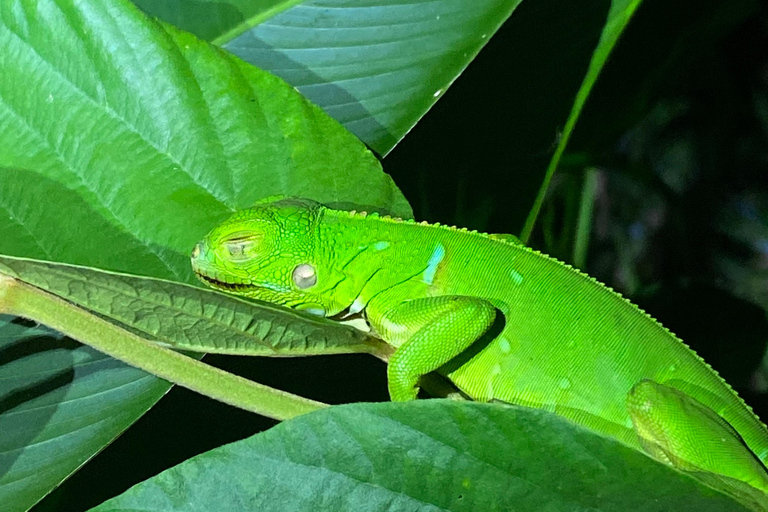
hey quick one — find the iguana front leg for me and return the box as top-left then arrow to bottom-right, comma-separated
368,296 -> 497,401
627,380 -> 768,494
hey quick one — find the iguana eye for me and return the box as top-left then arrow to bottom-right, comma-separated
225,242 -> 243,255
223,233 -> 261,260
293,264 -> 317,289
224,241 -> 253,259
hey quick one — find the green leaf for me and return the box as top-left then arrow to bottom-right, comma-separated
0,254 -> 387,357
0,269 -> 329,421
0,2 -> 409,280
89,401 -> 749,511
132,0 -> 524,156
0,314 -> 168,512
0,0 -> 408,509
132,0 -> 256,42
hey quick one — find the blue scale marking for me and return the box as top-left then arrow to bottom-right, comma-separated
422,243 -> 445,284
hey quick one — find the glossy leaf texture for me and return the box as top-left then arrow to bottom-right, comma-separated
0,255 -> 387,357
133,0 -> 524,156
0,315 -> 166,512
90,401 -> 748,512
133,0 -> 651,235
0,0 -> 408,510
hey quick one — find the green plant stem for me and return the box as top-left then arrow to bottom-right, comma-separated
520,140 -> 567,244
520,0 -> 643,243
0,274 -> 326,420
573,167 -> 600,268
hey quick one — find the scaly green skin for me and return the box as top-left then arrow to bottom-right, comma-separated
191,197 -> 768,502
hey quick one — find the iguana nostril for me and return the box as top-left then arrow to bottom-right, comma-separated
191,242 -> 203,260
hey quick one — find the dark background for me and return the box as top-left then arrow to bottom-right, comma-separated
34,0 -> 768,509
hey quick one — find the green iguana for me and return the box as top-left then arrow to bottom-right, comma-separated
191,196 -> 768,506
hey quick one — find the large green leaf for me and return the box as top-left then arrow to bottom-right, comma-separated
0,315 -> 167,512
0,254 -> 387,358
0,0 -> 408,510
131,0 -> 258,42
133,0 -> 524,156
133,1 -> 653,239
90,401 -> 748,511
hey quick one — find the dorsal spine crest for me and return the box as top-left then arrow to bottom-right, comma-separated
329,205 -> 768,430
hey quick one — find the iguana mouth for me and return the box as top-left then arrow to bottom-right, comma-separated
194,271 -> 252,292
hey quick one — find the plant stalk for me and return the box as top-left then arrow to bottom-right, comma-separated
0,274 -> 326,421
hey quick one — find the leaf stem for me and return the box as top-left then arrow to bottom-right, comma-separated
573,167 -> 600,268
0,275 -> 326,421
519,0 -> 643,243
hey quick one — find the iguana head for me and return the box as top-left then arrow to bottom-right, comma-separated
191,197 -> 347,316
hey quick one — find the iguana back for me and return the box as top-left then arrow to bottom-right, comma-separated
318,207 -> 768,461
